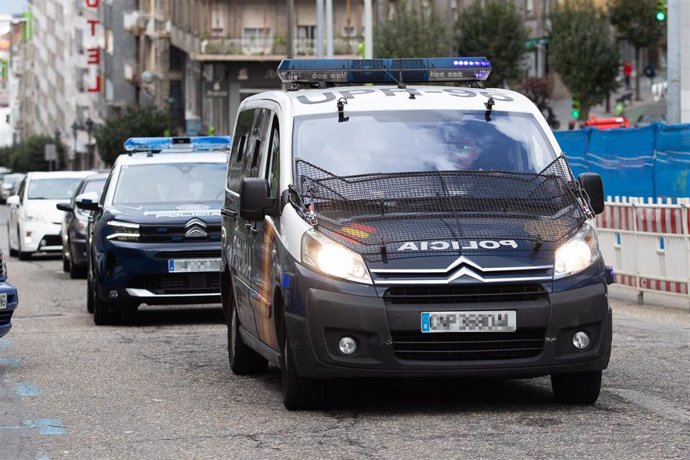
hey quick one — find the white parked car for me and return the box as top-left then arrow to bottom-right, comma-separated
7,171 -> 95,260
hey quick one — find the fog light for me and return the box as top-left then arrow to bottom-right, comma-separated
108,290 -> 118,299
572,331 -> 591,350
338,336 -> 357,356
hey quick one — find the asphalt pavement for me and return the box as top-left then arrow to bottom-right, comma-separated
0,205 -> 688,459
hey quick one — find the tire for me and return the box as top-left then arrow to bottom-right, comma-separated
62,254 -> 70,272
8,223 -> 17,257
18,250 -> 31,261
86,277 -> 95,314
551,370 -> 602,404
17,225 -> 30,261
225,279 -> 267,375
92,281 -> 119,326
69,261 -> 86,279
281,327 -> 325,411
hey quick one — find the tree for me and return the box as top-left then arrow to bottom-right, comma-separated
609,0 -> 666,101
374,0 -> 451,58
455,0 -> 530,88
95,108 -> 170,166
549,0 -> 620,121
9,135 -> 66,172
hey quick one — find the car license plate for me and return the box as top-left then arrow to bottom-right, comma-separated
168,258 -> 221,273
421,310 -> 516,333
0,293 -> 7,310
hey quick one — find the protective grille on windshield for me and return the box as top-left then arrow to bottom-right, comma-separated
294,156 -> 590,255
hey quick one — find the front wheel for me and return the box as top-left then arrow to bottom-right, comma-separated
281,329 -> 325,411
8,223 -> 17,257
551,370 -> 602,404
225,279 -> 267,374
62,253 -> 70,272
86,277 -> 95,313
69,261 -> 87,279
92,281 -> 119,326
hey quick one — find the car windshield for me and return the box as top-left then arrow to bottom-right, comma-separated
112,162 -> 226,206
28,178 -> 84,200
2,175 -> 23,188
82,179 -> 107,198
293,110 -> 558,176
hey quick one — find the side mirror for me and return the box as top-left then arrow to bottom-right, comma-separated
578,173 -> 604,215
56,202 -> 73,212
239,178 -> 277,221
74,192 -> 100,211
6,195 -> 19,206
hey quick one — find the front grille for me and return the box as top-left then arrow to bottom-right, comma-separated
0,311 -> 12,324
130,273 -> 220,295
139,225 -> 221,243
392,329 -> 546,361
41,235 -> 62,246
384,284 -> 548,305
0,255 -> 5,278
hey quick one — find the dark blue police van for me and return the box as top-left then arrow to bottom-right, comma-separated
0,249 -> 19,337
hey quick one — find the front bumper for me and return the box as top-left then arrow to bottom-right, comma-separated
285,281 -> 612,380
69,237 -> 88,267
0,281 -> 19,338
20,221 -> 62,253
95,240 -> 221,307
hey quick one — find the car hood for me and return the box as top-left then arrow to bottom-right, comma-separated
26,200 -> 66,225
104,203 -> 222,226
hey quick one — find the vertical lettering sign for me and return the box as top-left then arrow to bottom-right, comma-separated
85,0 -> 101,93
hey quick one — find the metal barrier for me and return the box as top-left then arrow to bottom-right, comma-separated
596,196 -> 690,303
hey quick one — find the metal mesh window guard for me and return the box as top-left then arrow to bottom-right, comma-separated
294,156 -> 589,256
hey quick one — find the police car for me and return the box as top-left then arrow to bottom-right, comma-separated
78,136 -> 230,325
221,58 -> 613,410
0,249 -> 19,338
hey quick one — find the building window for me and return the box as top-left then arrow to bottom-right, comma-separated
526,0 -> 534,14
242,28 -> 271,55
297,25 -> 316,55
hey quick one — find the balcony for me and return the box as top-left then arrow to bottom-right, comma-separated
145,17 -> 171,39
172,27 -> 361,61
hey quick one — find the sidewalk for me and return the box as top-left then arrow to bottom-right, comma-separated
550,71 -> 667,130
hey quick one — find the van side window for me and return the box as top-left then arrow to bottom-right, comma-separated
266,117 -> 280,199
228,108 -> 256,192
245,108 -> 271,178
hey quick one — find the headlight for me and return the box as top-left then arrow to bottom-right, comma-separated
554,223 -> 601,279
106,220 -> 140,241
74,218 -> 88,236
301,229 -> 372,284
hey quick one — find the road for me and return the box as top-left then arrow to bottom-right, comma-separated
0,205 -> 688,459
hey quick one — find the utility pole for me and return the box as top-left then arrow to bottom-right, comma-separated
316,0 -> 324,58
364,0 -> 373,59
287,0 -> 295,58
325,0 -> 334,57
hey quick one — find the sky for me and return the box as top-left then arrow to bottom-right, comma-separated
0,0 -> 27,16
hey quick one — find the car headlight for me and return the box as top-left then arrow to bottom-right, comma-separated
554,223 -> 601,279
106,220 -> 140,241
301,229 -> 372,284
74,218 -> 88,236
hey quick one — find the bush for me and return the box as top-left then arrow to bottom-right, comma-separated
95,108 -> 170,166
9,136 -> 66,172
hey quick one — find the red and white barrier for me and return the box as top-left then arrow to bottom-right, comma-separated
596,196 -> 690,302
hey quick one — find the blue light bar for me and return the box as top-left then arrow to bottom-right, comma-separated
277,57 -> 492,84
123,136 -> 232,152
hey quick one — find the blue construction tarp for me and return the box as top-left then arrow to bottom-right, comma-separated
555,123 -> 690,199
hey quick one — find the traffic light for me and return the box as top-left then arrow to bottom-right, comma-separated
656,0 -> 666,21
571,98 -> 581,120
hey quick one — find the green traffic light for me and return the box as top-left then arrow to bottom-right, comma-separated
656,11 -> 666,21
571,110 -> 580,119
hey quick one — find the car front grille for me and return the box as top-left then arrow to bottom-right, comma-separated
0,311 -> 13,325
383,284 -> 548,305
391,329 -> 546,361
41,235 -> 62,246
139,225 -> 221,243
129,273 -> 221,295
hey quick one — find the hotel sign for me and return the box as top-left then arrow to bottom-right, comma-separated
84,0 -> 101,93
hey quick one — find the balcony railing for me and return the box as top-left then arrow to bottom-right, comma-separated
199,37 -> 361,57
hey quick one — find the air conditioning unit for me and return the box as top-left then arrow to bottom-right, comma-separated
124,63 -> 138,82
123,11 -> 148,33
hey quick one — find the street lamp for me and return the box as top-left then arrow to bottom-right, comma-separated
71,120 -> 80,170
85,117 -> 94,170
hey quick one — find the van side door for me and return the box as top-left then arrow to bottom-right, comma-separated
224,108 -> 259,337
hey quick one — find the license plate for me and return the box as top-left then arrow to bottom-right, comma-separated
421,310 -> 516,333
0,293 -> 6,310
168,258 -> 221,273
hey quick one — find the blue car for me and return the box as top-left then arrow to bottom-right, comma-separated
78,136 -> 231,325
0,249 -> 19,337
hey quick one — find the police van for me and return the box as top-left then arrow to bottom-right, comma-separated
221,58 -> 613,410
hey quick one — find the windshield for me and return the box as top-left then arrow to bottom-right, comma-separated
112,163 -> 226,206
83,179 -> 106,198
28,178 -> 84,200
2,175 -> 23,188
294,110 -> 557,176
